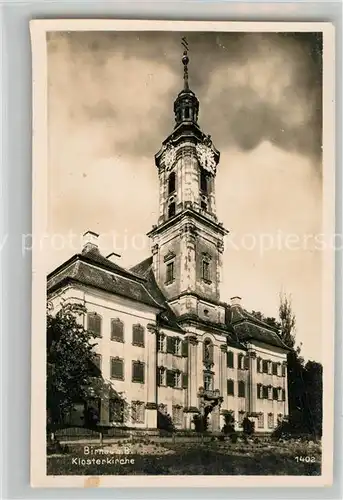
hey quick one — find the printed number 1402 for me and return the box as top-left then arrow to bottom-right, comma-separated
295,456 -> 316,463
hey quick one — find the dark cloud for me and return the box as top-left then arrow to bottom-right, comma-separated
48,31 -> 322,165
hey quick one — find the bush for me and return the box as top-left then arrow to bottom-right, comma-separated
221,412 -> 236,435
242,417 -> 255,436
157,412 -> 175,433
192,414 -> 209,433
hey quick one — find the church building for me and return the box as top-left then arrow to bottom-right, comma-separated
47,47 -> 290,433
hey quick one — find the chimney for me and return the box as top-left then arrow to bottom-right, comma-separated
106,251 -> 121,263
82,231 -> 99,252
230,296 -> 242,307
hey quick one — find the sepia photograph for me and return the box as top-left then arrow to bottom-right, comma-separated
30,20 -> 335,487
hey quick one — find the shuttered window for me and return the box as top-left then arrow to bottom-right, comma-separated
132,361 -> 145,383
272,362 -> 278,376
111,318 -> 124,342
132,324 -> 144,347
238,380 -> 245,398
182,339 -> 189,357
262,385 -> 269,399
262,360 -> 269,373
227,351 -> 234,368
110,357 -> 124,380
87,312 -> 102,338
227,379 -> 234,396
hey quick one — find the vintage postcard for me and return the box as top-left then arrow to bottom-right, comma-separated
30,20 -> 335,487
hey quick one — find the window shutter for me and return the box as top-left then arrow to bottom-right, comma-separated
182,339 -> 189,357
166,369 -> 175,387
132,361 -> 144,383
227,351 -> 234,368
244,355 -> 249,370
111,319 -> 124,341
132,324 -> 144,347
182,372 -> 188,388
166,336 -> 174,354
111,358 -> 123,380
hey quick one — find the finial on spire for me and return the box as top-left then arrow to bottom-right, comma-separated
181,37 -> 189,90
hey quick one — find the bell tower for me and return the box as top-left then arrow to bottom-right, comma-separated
147,39 -> 228,325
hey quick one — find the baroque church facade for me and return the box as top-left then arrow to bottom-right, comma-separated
47,48 -> 289,433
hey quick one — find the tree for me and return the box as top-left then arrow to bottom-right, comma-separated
242,416 -> 255,436
47,302 -> 99,428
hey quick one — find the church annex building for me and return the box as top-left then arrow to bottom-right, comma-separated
47,48 -> 290,433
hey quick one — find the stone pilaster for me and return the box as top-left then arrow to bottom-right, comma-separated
247,350 -> 257,415
180,223 -> 197,294
146,323 -> 158,428
184,335 -> 199,428
219,344 -> 227,427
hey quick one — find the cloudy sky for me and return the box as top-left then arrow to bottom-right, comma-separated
47,30 -> 323,362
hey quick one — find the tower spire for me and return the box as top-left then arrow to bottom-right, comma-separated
181,37 -> 189,90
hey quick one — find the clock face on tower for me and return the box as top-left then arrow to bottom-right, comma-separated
163,145 -> 177,171
196,143 -> 216,175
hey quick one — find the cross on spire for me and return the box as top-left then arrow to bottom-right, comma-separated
181,36 -> 189,90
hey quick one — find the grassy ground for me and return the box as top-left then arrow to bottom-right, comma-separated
47,439 -> 321,476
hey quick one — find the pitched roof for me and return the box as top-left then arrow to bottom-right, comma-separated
47,247 -> 164,311
130,257 -> 184,333
228,304 -> 290,350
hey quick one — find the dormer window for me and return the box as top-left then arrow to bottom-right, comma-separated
168,172 -> 176,195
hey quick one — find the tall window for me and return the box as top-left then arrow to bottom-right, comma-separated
257,383 -> 263,399
184,106 -> 190,119
227,379 -> 234,396
262,385 -> 269,399
166,261 -> 174,283
202,260 -> 210,282
282,363 -> 286,377
168,202 -> 176,218
110,357 -> 124,380
157,333 -> 166,352
262,360 -> 269,373
168,172 -> 176,195
282,389 -> 286,401
238,353 -> 245,370
204,373 -> 214,391
257,357 -> 262,372
272,362 -> 278,376
200,169 -> 208,193
173,370 -> 181,388
132,361 -> 145,383
132,324 -> 145,347
172,405 -> 183,426
157,366 -> 166,386
273,387 -> 278,400
227,351 -> 234,368
131,401 -> 145,424
87,312 -> 102,338
109,398 -> 124,423
238,380 -> 245,398
111,318 -> 124,342
268,413 -> 274,429
268,386 -> 273,400
257,413 -> 264,429
174,337 -> 182,356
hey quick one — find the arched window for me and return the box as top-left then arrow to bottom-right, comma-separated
87,312 -> 102,338
168,172 -> 176,195
168,202 -> 176,219
200,169 -> 208,193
